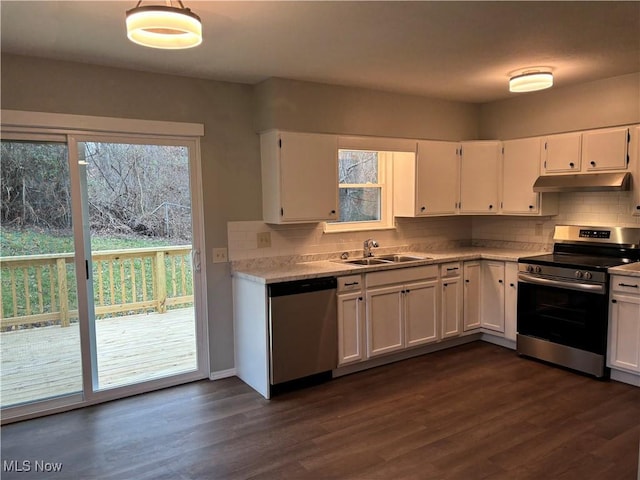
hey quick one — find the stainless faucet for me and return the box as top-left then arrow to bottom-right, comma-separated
363,238 -> 379,257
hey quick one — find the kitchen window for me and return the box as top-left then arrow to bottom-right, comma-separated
325,149 -> 393,232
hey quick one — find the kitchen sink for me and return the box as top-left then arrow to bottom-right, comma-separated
343,258 -> 393,266
376,254 -> 430,263
337,254 -> 431,266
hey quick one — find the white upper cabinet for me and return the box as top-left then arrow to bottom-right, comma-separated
394,140 -> 459,216
631,126 -> 640,215
543,127 -> 630,175
582,127 -> 629,171
261,131 -> 339,224
502,137 -> 558,216
542,132 -> 582,174
459,141 -> 501,214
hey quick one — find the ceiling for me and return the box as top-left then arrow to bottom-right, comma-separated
1,1 -> 639,103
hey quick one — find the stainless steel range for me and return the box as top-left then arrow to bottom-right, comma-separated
517,225 -> 640,378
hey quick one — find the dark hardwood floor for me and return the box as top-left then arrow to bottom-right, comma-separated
2,342 -> 639,479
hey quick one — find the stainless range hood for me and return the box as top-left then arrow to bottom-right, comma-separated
533,172 -> 632,193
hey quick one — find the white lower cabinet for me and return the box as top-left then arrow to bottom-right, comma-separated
337,275 -> 365,366
463,261 -> 482,330
504,263 -> 519,342
441,262 -> 462,339
481,261 -> 505,333
365,266 -> 439,358
608,275 -> 640,374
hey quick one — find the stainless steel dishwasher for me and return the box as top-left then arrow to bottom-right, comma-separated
268,277 -> 338,386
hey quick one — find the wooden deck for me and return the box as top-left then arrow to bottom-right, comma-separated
1,307 -> 197,407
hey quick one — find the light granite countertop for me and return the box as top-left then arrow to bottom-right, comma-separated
232,247 -> 544,284
608,262 -> 640,278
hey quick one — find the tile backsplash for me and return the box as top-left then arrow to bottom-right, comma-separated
229,191 -> 639,262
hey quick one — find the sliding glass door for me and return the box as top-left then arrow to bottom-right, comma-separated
77,139 -> 199,391
1,139 -> 84,408
1,129 -> 207,420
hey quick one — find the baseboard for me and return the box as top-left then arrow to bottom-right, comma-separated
333,334 -> 481,378
210,368 -> 236,380
481,333 -> 516,350
610,368 -> 640,387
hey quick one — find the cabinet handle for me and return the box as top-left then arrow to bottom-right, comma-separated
489,205 -> 493,210
590,161 -> 596,167
618,283 -> 639,288
569,162 -> 575,168
330,210 -> 336,214
443,283 -> 448,287
358,297 -> 363,301
465,279 -> 470,283
344,282 -> 359,286
420,206 -> 426,212
406,289 -> 411,293
529,205 -> 534,209
612,299 -> 617,304
446,267 -> 459,271
509,283 -> 515,287
498,279 -> 503,284
636,206 -> 640,210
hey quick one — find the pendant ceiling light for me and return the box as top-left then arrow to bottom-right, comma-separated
126,1 -> 202,49
509,68 -> 554,93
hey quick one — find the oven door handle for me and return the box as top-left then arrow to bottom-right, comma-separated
518,273 -> 606,295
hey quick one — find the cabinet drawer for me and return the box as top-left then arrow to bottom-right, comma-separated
440,262 -> 461,278
611,275 -> 640,294
338,275 -> 363,292
366,265 -> 438,288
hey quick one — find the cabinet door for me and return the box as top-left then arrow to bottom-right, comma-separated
583,127 -> 629,171
279,132 -> 338,222
337,291 -> 365,366
366,285 -> 404,357
502,138 -> 541,214
543,132 -> 581,173
629,126 -> 640,216
459,142 -> 500,214
463,261 -> 481,330
608,293 -> 640,373
415,140 -> 459,215
405,280 -> 438,347
481,261 -> 505,333
504,262 -> 518,342
441,276 -> 462,339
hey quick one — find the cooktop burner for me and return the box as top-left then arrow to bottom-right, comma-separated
518,252 -> 632,271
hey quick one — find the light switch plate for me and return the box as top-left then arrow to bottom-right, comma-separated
257,232 -> 271,248
212,247 -> 228,263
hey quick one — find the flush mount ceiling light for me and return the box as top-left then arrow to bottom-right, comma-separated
126,1 -> 202,49
509,69 -> 554,93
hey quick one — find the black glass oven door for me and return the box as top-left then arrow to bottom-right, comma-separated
517,281 -> 608,354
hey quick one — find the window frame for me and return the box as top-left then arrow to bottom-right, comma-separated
324,150 -> 395,233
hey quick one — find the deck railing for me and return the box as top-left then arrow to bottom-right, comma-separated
0,246 -> 193,330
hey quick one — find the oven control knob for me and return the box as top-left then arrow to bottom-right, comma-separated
534,266 -> 542,274
575,271 -> 584,279
526,265 -> 534,273
584,272 -> 593,280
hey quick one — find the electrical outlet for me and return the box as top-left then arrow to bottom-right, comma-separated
535,223 -> 543,236
257,231 -> 272,248
212,247 -> 228,263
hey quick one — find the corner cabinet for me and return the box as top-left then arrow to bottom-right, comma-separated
501,138 -> 558,216
394,140 -> 459,216
260,130 -> 339,224
459,141 -> 501,214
